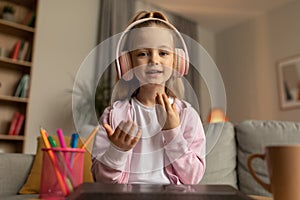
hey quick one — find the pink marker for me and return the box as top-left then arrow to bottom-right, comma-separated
57,128 -> 67,148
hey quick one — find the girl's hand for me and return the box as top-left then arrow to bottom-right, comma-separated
156,93 -> 180,130
103,121 -> 141,151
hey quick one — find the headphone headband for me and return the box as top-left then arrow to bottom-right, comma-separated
116,18 -> 190,80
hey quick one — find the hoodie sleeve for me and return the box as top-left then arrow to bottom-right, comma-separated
162,106 -> 206,184
91,106 -> 130,183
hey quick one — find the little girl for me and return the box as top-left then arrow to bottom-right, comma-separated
92,11 -> 206,184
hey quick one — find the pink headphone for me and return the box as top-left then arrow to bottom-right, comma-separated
115,18 -> 190,81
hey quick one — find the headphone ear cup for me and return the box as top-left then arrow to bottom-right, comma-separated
119,52 -> 133,81
174,48 -> 188,77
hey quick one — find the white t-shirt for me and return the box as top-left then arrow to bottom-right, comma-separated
128,97 -> 170,184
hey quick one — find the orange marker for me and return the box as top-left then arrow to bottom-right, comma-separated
40,128 -> 69,195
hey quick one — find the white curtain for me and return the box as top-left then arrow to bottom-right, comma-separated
96,0 -> 136,94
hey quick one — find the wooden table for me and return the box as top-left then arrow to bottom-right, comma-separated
67,183 -> 253,200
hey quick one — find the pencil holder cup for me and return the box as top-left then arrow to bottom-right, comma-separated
39,148 -> 85,198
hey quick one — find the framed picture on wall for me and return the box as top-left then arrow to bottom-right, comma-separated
277,54 -> 300,110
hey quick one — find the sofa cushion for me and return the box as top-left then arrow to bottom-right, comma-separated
18,136 -> 94,194
236,120 -> 300,196
0,194 -> 39,200
0,153 -> 34,195
200,122 -> 237,188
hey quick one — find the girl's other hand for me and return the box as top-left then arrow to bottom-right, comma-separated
103,121 -> 141,151
156,93 -> 180,130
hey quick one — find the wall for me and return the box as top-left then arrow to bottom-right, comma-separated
24,0 -> 100,154
216,1 -> 300,123
197,26 -> 216,121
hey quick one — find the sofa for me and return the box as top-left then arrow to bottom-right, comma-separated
1,120 -> 299,200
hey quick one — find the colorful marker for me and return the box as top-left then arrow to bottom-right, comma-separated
70,133 -> 79,167
48,136 -> 56,148
40,128 -> 69,195
70,133 -> 79,148
57,128 -> 67,148
48,134 -> 75,190
81,125 -> 100,149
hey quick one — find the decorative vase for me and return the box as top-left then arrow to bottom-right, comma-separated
2,13 -> 15,22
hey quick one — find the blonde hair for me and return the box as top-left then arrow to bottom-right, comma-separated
112,11 -> 185,102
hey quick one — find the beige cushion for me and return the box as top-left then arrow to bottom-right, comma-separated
236,120 -> 300,196
200,122 -> 237,188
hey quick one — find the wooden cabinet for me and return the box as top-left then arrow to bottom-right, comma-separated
0,0 -> 38,153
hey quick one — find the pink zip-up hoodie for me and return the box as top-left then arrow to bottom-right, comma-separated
91,98 -> 206,184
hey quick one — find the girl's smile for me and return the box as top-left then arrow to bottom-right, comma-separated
132,62 -> 172,85
145,68 -> 163,76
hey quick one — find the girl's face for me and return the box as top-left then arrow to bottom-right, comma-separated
129,26 -> 174,86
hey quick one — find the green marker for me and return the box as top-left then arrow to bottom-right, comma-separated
48,135 -> 74,191
48,136 -> 57,147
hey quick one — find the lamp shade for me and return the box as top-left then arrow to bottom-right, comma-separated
207,108 -> 229,123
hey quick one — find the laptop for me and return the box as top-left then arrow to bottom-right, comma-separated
67,183 -> 253,200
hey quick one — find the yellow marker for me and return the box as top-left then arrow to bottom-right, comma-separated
81,125 -> 100,149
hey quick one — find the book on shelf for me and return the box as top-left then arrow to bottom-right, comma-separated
22,12 -> 33,25
11,40 -> 21,60
17,41 -> 25,60
24,43 -> 32,62
14,74 -> 30,98
8,112 -> 25,135
18,40 -> 29,61
22,11 -> 36,27
8,112 -> 19,135
10,40 -> 30,61
14,113 -> 25,135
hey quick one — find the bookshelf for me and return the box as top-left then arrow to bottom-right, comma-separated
0,0 -> 38,153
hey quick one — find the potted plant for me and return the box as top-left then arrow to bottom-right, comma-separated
69,75 -> 111,127
2,5 -> 15,22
